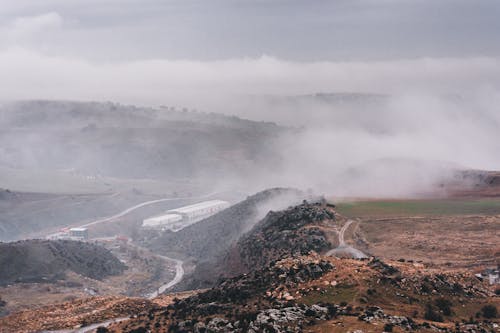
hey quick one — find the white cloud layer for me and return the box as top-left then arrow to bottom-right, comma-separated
0,48 -> 499,108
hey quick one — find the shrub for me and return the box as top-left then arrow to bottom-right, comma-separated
424,304 -> 443,322
383,323 -> 394,332
435,297 -> 452,316
481,304 -> 498,319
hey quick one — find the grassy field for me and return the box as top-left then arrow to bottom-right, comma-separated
336,198 -> 500,218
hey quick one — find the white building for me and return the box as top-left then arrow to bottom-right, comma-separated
142,213 -> 183,230
167,200 -> 230,221
142,200 -> 230,232
69,227 -> 89,240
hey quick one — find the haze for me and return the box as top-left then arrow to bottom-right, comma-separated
1,0 -> 500,197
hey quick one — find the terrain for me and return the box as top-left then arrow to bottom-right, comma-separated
0,239 -> 180,317
0,100 -> 286,241
1,99 -> 499,332
0,239 -> 125,286
102,201 -> 499,333
1,198 -> 497,332
336,198 -> 500,268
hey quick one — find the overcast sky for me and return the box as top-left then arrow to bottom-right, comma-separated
1,0 -> 500,61
0,0 -> 499,107
1,1 -> 500,190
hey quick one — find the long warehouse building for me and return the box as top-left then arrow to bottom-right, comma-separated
142,200 -> 230,232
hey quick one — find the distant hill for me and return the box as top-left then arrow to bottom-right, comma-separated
0,100 -> 287,181
0,239 -> 126,286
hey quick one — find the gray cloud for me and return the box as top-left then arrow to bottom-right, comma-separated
0,0 -> 500,60
1,1 -> 499,197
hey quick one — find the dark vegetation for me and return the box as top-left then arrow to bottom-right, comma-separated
481,304 -> 498,319
0,239 -> 126,285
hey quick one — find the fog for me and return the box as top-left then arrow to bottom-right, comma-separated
1,51 -> 500,197
1,2 -> 500,199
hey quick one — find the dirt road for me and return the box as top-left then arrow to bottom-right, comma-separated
326,220 -> 368,259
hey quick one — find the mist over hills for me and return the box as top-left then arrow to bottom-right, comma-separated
0,100 -> 284,183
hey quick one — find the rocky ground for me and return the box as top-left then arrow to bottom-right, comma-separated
177,199 -> 339,290
1,200 -> 498,332
105,255 -> 499,333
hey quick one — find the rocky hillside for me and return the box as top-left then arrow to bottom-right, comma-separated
0,239 -> 126,285
178,200 -> 338,290
232,202 -> 335,273
1,202 -> 498,333
142,188 -> 307,261
106,255 -> 499,333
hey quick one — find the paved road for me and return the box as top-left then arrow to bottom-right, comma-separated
80,191 -> 220,228
146,255 -> 184,299
326,220 -> 368,259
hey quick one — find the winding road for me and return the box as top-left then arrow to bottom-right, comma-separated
146,255 -> 184,299
80,191 -> 220,228
326,220 -> 368,259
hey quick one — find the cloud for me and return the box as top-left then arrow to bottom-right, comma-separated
0,49 -> 499,107
2,12 -> 63,44
11,12 -> 63,32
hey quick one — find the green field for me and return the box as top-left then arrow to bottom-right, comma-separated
336,198 -> 500,217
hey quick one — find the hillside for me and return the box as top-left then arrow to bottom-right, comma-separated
189,201 -> 338,288
104,201 -> 499,333
0,100 -> 286,183
142,188 -> 306,262
103,253 -> 498,333
0,239 -> 126,285
0,202 -> 498,332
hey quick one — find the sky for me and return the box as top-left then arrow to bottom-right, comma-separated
0,0 -> 499,106
1,0 -> 500,194
0,0 -> 500,61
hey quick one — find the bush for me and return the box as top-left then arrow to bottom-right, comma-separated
481,304 -> 498,319
424,304 -> 443,322
495,288 -> 500,296
435,298 -> 452,316
383,323 -> 394,332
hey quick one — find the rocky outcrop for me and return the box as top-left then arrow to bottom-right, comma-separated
144,188 -> 306,262
110,256 -> 335,332
179,201 -> 334,290
234,203 -> 335,273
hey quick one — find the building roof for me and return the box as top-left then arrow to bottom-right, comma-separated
142,213 -> 182,227
168,200 -> 229,214
70,227 -> 88,232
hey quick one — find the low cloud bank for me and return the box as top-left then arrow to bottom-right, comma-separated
1,50 -> 499,197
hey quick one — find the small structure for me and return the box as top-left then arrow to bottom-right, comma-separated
475,267 -> 500,285
69,227 -> 89,240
